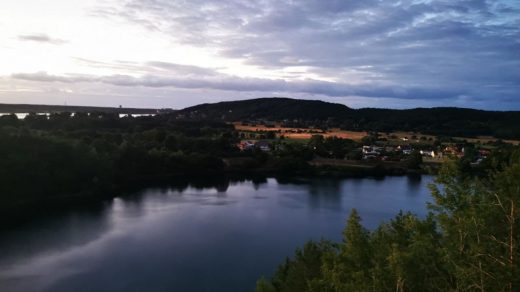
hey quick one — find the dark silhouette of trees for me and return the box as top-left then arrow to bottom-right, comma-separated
0,114 -> 237,210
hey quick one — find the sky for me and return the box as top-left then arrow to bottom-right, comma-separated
0,0 -> 519,110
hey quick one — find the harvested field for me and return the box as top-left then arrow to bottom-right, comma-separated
233,123 -> 367,141
233,122 -> 520,145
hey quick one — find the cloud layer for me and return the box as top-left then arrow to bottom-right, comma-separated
2,0 -> 520,109
93,0 -> 519,105
11,67 -> 464,101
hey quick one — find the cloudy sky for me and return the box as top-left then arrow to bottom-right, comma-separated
0,0 -> 519,109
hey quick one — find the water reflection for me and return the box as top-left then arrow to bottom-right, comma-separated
306,179 -> 343,211
406,174 -> 423,194
252,176 -> 268,190
0,202 -> 111,267
0,176 -> 433,292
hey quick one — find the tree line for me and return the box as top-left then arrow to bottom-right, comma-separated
0,113 -> 238,210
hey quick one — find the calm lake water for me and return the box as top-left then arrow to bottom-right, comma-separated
0,113 -> 155,119
0,176 -> 434,292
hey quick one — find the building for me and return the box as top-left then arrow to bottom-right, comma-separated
255,140 -> 271,152
420,150 -> 436,157
237,141 -> 255,151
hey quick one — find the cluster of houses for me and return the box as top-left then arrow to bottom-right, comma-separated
236,138 -> 491,165
361,145 -> 422,160
361,144 -> 461,161
237,140 -> 271,152
361,143 -> 491,163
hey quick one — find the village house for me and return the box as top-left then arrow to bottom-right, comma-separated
397,145 -> 413,155
385,146 -> 396,153
420,150 -> 436,157
237,141 -> 255,151
362,145 -> 384,160
443,145 -> 464,157
362,145 -> 382,155
255,140 -> 271,152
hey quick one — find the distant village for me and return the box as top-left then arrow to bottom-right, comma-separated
235,119 -> 498,166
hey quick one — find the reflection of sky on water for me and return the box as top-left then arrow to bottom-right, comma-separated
0,176 -> 433,292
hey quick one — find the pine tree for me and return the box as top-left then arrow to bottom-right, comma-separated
323,209 -> 372,291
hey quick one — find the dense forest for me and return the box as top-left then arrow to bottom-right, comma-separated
256,150 -> 520,291
0,112 -> 237,211
0,112 -> 364,211
179,98 -> 520,139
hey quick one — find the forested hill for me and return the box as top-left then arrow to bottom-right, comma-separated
178,98 -> 520,139
179,98 -> 354,121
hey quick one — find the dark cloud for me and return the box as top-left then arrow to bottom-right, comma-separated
11,70 -> 467,101
72,58 -> 220,77
17,34 -> 67,45
74,1 -> 520,107
145,61 -> 219,76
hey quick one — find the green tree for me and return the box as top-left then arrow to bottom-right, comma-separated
259,153 -> 520,292
269,240 -> 336,292
256,277 -> 276,292
323,209 -> 372,291
406,150 -> 423,169
308,135 -> 326,157
430,156 -> 520,291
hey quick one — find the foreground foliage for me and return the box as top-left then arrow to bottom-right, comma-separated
257,152 -> 520,291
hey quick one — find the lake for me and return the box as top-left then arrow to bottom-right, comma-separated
0,175 -> 434,292
0,113 -> 155,119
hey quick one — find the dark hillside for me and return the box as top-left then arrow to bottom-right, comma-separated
178,97 -> 353,121
178,98 -> 520,139
355,107 -> 520,138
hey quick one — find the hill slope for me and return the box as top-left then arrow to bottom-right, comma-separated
178,97 -> 353,121
179,98 -> 520,139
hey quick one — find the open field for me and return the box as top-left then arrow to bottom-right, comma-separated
381,131 -> 520,145
234,122 -> 520,145
456,136 -> 520,145
233,123 -> 368,141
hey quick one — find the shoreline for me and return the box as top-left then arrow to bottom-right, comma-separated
0,166 -> 434,224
